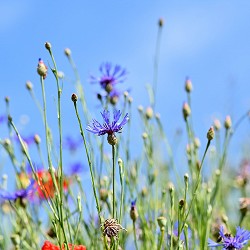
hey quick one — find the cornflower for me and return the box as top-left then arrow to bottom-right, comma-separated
86,109 -> 129,145
0,180 -> 35,201
208,226 -> 250,249
90,62 -> 127,93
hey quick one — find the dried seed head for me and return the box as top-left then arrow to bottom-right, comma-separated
102,218 -> 126,239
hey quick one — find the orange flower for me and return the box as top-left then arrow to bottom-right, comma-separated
41,241 -> 86,250
35,170 -> 70,199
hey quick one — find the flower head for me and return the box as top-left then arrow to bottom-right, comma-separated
208,226 -> 250,249
90,62 -> 127,93
0,180 -> 35,201
41,241 -> 86,250
37,58 -> 48,79
102,218 -> 126,239
87,110 -> 129,145
130,199 -> 138,222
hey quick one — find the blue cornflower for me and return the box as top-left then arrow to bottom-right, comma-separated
208,226 -> 250,249
63,136 -> 82,153
86,110 -> 129,145
90,62 -> 127,93
0,180 -> 35,201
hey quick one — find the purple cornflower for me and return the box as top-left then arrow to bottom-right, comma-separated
86,110 -> 129,145
0,180 -> 35,201
90,62 -> 127,93
208,226 -> 250,249
63,136 -> 82,153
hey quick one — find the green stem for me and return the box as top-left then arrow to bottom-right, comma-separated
112,145 -> 116,218
133,221 -> 139,250
157,230 -> 164,250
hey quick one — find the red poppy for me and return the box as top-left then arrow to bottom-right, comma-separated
42,240 -> 86,250
35,170 -> 70,199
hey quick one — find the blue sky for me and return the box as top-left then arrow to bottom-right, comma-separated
1,1 -> 250,179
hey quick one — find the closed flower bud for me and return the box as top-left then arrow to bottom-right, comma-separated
45,42 -> 52,50
224,115 -> 232,129
141,186 -> 148,197
64,48 -> 71,57
71,93 -> 78,103
37,58 -> 48,79
128,97 -> 133,103
185,77 -> 193,93
107,133 -> 117,145
5,96 -> 10,103
99,188 -> 109,202
142,132 -> 148,140
137,105 -> 143,113
25,81 -> 33,91
145,106 -> 154,119
158,18 -> 164,27
110,95 -> 119,105
105,83 -> 113,93
123,91 -> 129,98
194,137 -> 201,149
182,102 -> 191,120
34,134 -> 41,144
207,126 -> 214,141
213,119 -> 221,131
130,199 -> 138,222
157,216 -> 167,230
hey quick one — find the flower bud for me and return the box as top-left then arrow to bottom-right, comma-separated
194,137 -> 201,149
158,18 -> 164,27
182,102 -> 191,120
99,188 -> 109,201
128,97 -> 133,104
64,48 -> 71,57
71,93 -> 78,103
207,126 -> 214,141
213,119 -> 221,131
37,58 -> 48,79
157,216 -> 167,231
142,132 -> 148,140
34,134 -> 41,144
5,96 -> 10,103
145,106 -> 154,119
137,105 -> 143,113
185,77 -> 193,93
224,115 -> 232,130
107,133 -> 117,145
25,81 -> 33,91
45,42 -> 52,50
123,91 -> 129,98
141,186 -> 148,197
130,199 -> 138,222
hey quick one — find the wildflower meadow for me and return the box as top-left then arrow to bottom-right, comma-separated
1,5 -> 250,250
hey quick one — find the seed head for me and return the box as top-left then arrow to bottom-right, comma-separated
102,218 -> 126,239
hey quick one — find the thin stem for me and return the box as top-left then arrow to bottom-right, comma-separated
112,145 -> 116,218
133,221 -> 139,250
157,230 -> 164,250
